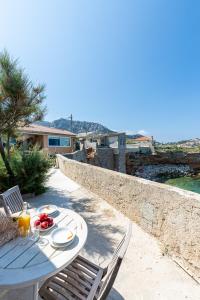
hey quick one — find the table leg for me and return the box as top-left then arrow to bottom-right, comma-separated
32,283 -> 39,300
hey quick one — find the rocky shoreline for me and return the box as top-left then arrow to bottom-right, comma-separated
135,164 -> 193,182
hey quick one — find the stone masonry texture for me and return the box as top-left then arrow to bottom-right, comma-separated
57,154 -> 200,281
126,152 -> 200,175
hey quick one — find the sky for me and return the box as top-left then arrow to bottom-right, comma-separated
0,0 -> 200,142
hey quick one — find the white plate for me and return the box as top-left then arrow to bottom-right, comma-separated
50,238 -> 75,249
37,205 -> 58,216
51,227 -> 75,245
39,222 -> 56,232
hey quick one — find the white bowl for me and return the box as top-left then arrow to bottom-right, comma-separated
37,205 -> 58,216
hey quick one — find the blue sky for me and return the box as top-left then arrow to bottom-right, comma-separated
0,0 -> 200,142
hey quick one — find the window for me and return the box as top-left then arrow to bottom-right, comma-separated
60,137 -> 70,146
48,136 -> 71,147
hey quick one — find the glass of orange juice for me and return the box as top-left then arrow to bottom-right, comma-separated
18,214 -> 31,237
18,202 -> 31,237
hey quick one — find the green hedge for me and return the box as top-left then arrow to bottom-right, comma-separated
0,148 -> 51,195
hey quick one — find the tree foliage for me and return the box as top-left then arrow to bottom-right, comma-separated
0,50 -> 46,134
0,50 -> 46,183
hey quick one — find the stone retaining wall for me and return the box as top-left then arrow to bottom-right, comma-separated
64,150 -> 86,162
95,148 -> 115,170
126,152 -> 200,175
135,164 -> 192,181
63,148 -> 120,172
57,154 -> 200,281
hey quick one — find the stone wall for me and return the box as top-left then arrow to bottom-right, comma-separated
94,148 -> 115,170
57,154 -> 200,281
126,152 -> 200,175
135,164 -> 192,181
63,148 -> 123,172
118,134 -> 126,173
64,150 -> 86,162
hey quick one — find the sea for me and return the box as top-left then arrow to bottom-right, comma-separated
165,175 -> 200,194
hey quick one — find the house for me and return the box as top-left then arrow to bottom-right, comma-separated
77,131 -> 126,149
76,131 -> 126,173
18,124 -> 76,155
126,135 -> 155,154
131,135 -> 153,142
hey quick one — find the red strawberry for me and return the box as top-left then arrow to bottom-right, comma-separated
41,221 -> 49,229
34,220 -> 41,227
46,217 -> 53,226
39,213 -> 48,222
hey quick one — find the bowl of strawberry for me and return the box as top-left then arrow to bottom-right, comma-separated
34,213 -> 54,231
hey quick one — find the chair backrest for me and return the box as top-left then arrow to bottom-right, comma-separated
0,186 -> 24,215
97,221 -> 132,300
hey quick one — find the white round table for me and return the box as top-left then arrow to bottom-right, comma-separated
0,208 -> 88,300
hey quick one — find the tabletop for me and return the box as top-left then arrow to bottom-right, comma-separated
0,208 -> 88,289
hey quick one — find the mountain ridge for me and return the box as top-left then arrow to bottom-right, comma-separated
37,118 -> 113,134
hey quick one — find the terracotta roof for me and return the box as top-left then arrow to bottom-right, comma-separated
132,136 -> 152,142
18,124 -> 76,136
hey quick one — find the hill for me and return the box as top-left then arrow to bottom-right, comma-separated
155,138 -> 200,153
37,118 -> 113,134
176,138 -> 200,147
126,134 -> 144,139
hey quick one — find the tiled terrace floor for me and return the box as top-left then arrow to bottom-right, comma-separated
1,168 -> 200,300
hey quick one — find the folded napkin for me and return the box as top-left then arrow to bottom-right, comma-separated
0,209 -> 19,246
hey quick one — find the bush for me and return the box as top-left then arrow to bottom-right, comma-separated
0,148 -> 51,195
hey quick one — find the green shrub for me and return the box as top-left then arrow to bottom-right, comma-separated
0,156 -> 9,191
0,148 -> 51,195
